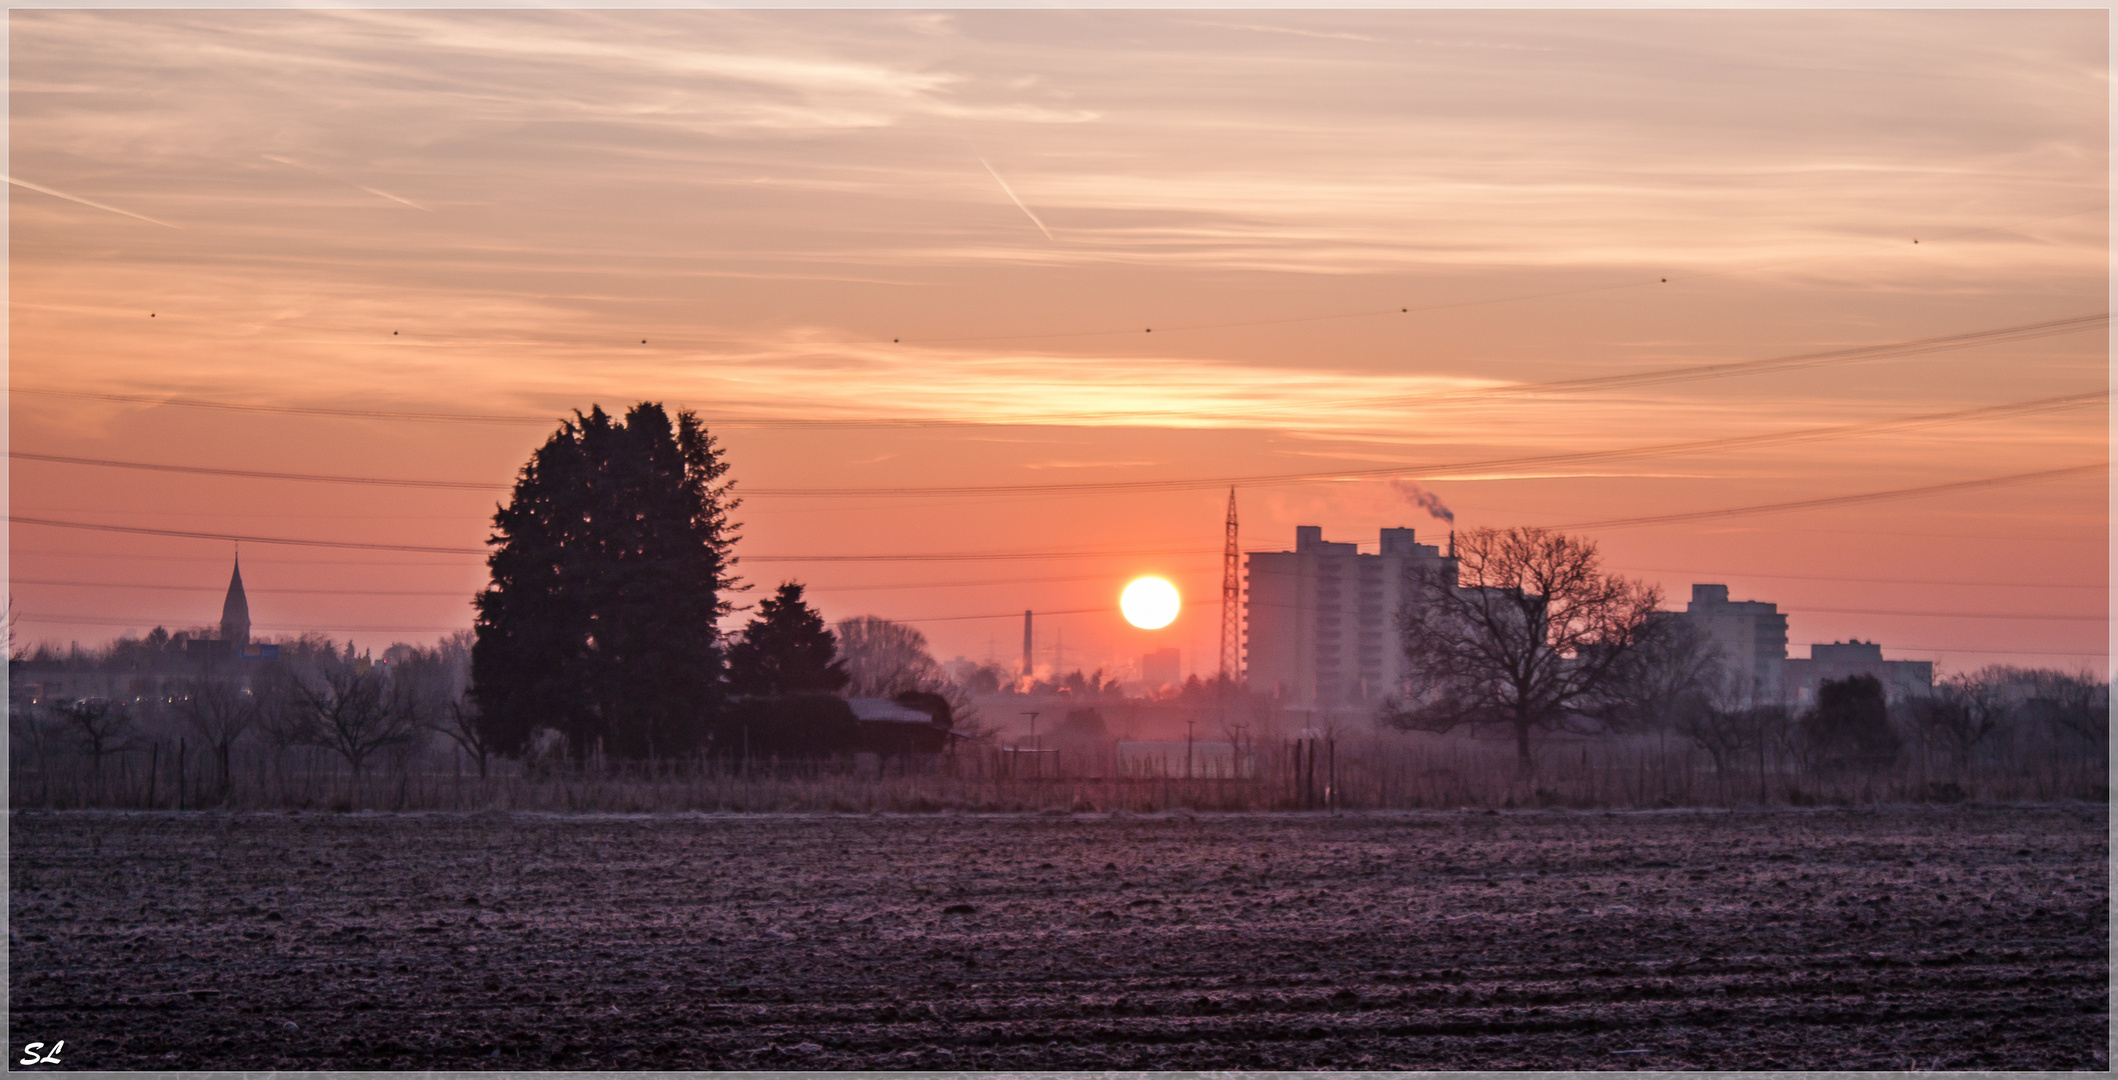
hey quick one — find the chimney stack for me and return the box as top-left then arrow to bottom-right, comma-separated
1022,610 -> 1033,679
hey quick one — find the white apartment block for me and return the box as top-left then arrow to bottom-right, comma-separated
1682,584 -> 1790,705
1243,525 -> 1455,714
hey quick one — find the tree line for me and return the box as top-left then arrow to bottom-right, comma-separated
12,404 -> 2106,797
1380,524 -> 2109,788
12,402 -> 979,781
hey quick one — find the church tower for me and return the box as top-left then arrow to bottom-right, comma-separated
220,554 -> 252,650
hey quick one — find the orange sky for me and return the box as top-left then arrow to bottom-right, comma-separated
7,10 -> 2108,679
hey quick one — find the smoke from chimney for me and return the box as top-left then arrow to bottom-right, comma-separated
1389,479 -> 1455,524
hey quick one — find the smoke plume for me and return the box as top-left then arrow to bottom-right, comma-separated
1390,479 -> 1455,524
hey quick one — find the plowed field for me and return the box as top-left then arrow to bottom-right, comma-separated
9,804 -> 2106,1069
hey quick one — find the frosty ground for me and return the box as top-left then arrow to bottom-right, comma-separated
8,803 -> 2106,1069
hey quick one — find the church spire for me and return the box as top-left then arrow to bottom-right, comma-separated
220,551 -> 251,649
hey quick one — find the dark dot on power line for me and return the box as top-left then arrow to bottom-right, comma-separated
1913,239 -> 1920,244
893,338 -> 899,343
1660,278 -> 1667,283
149,313 -> 155,318
641,339 -> 647,344
1145,328 -> 1152,333
393,330 -> 399,335
1401,308 -> 1407,313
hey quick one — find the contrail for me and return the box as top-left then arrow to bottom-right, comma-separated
978,155 -> 1053,241
263,154 -> 430,211
4,175 -> 179,228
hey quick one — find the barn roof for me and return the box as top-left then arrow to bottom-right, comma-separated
847,697 -> 938,724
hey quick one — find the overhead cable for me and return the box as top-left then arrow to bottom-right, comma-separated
13,389 -> 2103,499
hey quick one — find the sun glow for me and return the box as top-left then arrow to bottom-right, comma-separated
1120,576 -> 1181,629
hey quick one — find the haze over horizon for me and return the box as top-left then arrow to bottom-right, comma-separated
7,9 -> 2108,679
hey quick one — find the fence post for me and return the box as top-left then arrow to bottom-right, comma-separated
177,738 -> 186,811
148,741 -> 160,809
1327,737 -> 1336,812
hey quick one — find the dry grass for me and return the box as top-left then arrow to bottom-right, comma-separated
10,731 -> 2105,813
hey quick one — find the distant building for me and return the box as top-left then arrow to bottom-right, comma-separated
849,696 -> 955,755
1682,584 -> 1788,704
177,555 -> 274,662
220,555 -> 251,650
1140,647 -> 1181,690
1244,526 -> 1455,714
1784,640 -> 1934,704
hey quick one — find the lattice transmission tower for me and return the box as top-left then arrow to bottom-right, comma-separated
1219,486 -> 1240,685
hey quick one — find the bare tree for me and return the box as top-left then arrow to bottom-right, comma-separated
1615,614 -> 1726,730
399,632 -> 489,776
1911,672 -> 2008,775
1381,526 -> 1662,772
57,698 -> 136,775
276,651 -> 425,776
2011,668 -> 2109,758
1615,616 -> 1792,798
835,616 -> 945,697
176,663 -> 259,800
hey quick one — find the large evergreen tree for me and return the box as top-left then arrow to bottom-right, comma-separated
470,403 -> 739,760
726,582 -> 849,695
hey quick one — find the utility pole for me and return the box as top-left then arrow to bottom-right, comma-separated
1021,710 -> 1041,779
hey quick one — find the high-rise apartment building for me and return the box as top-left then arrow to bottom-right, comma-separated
1682,584 -> 1788,704
1244,526 -> 1455,714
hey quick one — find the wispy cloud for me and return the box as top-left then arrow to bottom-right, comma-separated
6,174 -> 179,228
1182,20 -> 1384,44
261,154 -> 429,211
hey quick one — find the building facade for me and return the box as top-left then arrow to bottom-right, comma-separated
1682,584 -> 1789,704
1243,526 -> 1455,714
1783,640 -> 1935,704
1140,647 -> 1181,690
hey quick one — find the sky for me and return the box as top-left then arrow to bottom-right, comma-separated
6,9 -> 2109,679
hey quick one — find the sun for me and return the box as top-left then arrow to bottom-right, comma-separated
1120,576 -> 1181,630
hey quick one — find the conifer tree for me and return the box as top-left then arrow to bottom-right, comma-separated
727,582 -> 849,696
470,403 -> 739,760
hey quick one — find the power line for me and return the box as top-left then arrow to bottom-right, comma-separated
10,451 -> 504,491
14,389 -> 2102,500
8,388 -> 557,426
13,567 -> 2105,622
6,578 -> 479,598
1562,464 -> 2108,531
6,516 -> 1219,562
749,389 -> 2106,497
14,455 -> 2105,564
4,547 -> 483,568
12,612 -> 471,634
1793,607 -> 2105,623
8,517 -> 488,555
3,550 -> 2094,595
748,547 -> 1219,564
1416,312 -> 2106,405
14,311 -> 2105,434
1829,644 -> 2108,659
1610,565 -> 2104,590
